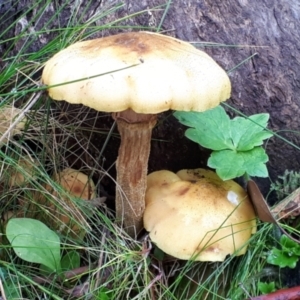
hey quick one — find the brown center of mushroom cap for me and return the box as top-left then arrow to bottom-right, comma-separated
82,33 -> 153,57
42,31 -> 231,114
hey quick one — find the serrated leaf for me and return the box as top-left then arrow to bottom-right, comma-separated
174,107 -> 273,152
232,114 -> 273,151
208,147 -> 269,180
174,106 -> 273,180
267,247 -> 298,268
174,106 -> 230,128
6,218 -> 61,272
207,150 -> 245,180
184,128 -> 234,151
174,107 -> 234,150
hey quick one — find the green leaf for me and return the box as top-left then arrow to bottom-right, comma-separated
231,114 -> 273,151
267,247 -> 298,268
97,287 -> 113,300
61,251 -> 80,271
258,281 -> 276,294
208,147 -> 269,180
280,235 -> 300,256
6,218 -> 61,272
174,106 -> 229,128
174,107 -> 234,151
39,263 -> 55,276
174,106 -> 273,152
280,234 -> 299,249
174,106 -> 273,180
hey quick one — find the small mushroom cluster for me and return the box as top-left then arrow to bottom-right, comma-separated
144,169 -> 257,261
42,31 -> 231,237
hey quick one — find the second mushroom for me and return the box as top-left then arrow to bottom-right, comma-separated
144,169 -> 257,261
42,31 -> 231,237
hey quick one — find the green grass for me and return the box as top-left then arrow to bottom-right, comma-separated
1,0 -> 300,299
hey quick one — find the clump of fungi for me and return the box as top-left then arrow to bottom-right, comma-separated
42,31 -> 231,237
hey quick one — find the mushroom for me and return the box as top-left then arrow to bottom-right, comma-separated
144,169 -> 257,261
39,168 -> 97,237
41,31 -> 231,237
8,155 -> 40,188
0,105 -> 27,146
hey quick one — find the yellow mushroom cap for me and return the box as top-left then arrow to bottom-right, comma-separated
8,155 -> 40,188
52,168 -> 96,200
42,31 -> 231,114
38,168 -> 97,238
147,169 -> 181,191
144,169 -> 256,261
0,105 -> 27,146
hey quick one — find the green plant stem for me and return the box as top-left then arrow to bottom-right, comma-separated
156,0 -> 172,32
244,173 -> 251,182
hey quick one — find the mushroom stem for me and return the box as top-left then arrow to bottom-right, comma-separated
113,109 -> 157,237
